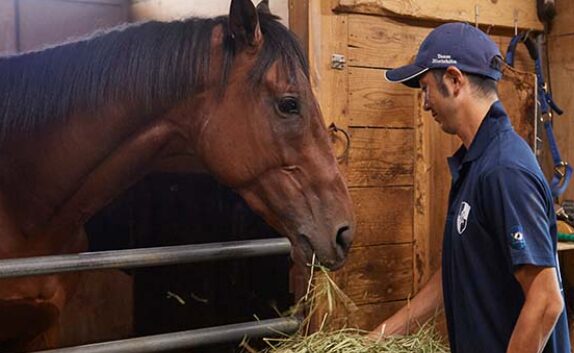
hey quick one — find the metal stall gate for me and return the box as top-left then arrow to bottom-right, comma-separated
0,238 -> 300,353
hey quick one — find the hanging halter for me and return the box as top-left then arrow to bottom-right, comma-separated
505,32 -> 571,198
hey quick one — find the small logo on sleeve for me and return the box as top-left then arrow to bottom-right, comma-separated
456,201 -> 471,235
509,225 -> 526,250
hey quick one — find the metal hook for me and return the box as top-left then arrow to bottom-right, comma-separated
328,122 -> 351,163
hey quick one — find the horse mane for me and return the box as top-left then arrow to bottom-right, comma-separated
0,13 -> 308,141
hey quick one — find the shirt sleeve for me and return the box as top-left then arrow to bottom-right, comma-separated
479,166 -> 556,270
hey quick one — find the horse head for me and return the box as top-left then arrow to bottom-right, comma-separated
187,0 -> 355,270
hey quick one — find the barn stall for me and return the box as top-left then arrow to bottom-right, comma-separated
0,0 -> 573,352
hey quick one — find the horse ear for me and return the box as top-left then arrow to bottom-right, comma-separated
256,0 -> 271,14
229,0 -> 263,49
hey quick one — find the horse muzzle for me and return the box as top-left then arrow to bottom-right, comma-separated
293,223 -> 354,271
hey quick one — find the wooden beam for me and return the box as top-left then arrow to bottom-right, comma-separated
348,14 -> 430,69
308,0 -> 348,128
288,0 -> 308,55
335,0 -> 543,31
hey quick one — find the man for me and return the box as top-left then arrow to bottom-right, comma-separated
369,23 -> 570,353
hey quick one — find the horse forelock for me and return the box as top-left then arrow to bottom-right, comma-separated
0,11 -> 307,143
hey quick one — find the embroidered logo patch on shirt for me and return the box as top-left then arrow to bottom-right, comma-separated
456,201 -> 471,235
509,225 -> 526,250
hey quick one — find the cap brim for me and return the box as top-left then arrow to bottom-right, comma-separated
385,65 -> 429,88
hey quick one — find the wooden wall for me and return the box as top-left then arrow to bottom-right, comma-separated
308,0 -> 543,331
548,0 -> 574,202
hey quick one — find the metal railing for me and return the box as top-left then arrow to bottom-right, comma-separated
0,238 -> 291,278
0,237 -> 296,352
35,317 -> 300,353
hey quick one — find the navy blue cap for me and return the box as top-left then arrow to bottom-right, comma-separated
385,23 -> 503,88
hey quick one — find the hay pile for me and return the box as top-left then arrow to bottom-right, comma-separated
243,259 -> 450,353
256,325 -> 449,353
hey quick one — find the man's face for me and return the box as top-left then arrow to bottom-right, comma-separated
419,71 -> 458,135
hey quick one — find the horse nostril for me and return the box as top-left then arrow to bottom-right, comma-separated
336,225 -> 353,253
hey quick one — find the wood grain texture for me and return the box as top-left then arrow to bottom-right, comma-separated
548,33 -> 574,200
413,89 -> 432,291
350,187 -> 413,247
327,299 -> 407,330
348,14 -> 429,69
336,0 -> 542,31
552,0 -> 574,37
337,244 -> 413,305
347,127 -> 414,187
349,67 -> 415,128
498,64 -> 537,148
309,0 -> 348,128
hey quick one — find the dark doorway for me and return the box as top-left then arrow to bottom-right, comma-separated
86,173 -> 293,353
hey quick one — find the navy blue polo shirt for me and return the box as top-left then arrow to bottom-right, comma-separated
442,101 -> 570,353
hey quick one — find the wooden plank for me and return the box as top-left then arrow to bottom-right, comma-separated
288,0 -> 309,54
347,300 -> 406,330
336,0 -> 543,31
552,0 -> 574,37
348,15 -> 529,72
337,244 -> 413,305
327,300 -> 406,330
347,127 -> 414,187
309,1 -> 348,128
350,187 -> 413,247
548,33 -> 574,200
348,14 -> 429,69
413,89 -> 432,291
348,67 -> 415,128
0,0 -> 17,54
416,92 -> 459,272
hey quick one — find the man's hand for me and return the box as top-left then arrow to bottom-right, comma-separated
368,270 -> 444,339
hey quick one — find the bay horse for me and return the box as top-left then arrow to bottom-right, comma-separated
0,0 -> 355,351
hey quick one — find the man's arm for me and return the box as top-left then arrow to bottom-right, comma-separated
507,265 -> 564,353
368,269 -> 444,339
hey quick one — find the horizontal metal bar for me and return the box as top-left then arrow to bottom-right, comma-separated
34,317 -> 300,353
0,238 -> 291,279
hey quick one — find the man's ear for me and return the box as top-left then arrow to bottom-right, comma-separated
445,66 -> 465,96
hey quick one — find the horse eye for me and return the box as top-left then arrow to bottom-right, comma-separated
277,96 -> 300,116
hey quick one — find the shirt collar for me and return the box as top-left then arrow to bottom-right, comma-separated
447,101 -> 512,178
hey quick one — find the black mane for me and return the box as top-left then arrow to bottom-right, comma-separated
0,13 -> 308,141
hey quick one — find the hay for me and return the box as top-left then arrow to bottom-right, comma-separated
243,258 -> 450,353
257,324 -> 449,353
